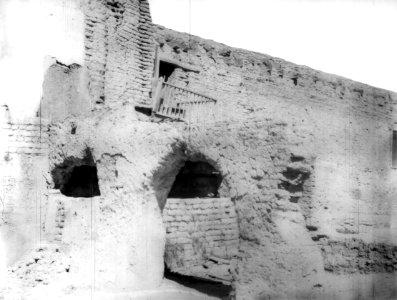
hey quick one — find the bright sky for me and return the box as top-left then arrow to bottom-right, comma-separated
148,0 -> 397,93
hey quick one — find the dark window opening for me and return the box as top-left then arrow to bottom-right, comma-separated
51,148 -> 100,198
61,165 -> 100,197
164,266 -> 233,299
168,161 -> 221,198
159,61 -> 177,82
393,130 -> 397,168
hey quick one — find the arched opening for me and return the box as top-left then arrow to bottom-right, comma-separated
51,148 -> 100,198
160,159 -> 237,299
168,161 -> 221,198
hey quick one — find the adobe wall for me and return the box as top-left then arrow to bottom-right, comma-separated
154,25 -> 397,240
84,0 -> 154,107
2,0 -> 397,299
163,197 -> 239,282
6,113 -> 301,298
0,0 -> 159,296
177,118 -> 397,299
0,0 -> 85,285
0,114 -> 48,281
154,25 -> 397,298
40,0 -> 156,122
178,120 -> 321,299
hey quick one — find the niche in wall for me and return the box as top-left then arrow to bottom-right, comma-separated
51,148 -> 100,198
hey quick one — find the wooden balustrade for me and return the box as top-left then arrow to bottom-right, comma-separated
152,81 -> 217,123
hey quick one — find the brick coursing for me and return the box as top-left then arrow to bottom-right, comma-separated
84,0 -> 155,107
163,197 -> 238,280
1,123 -> 48,156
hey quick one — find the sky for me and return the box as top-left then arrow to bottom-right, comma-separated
148,0 -> 397,93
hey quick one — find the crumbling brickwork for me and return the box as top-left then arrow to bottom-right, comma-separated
1,123 -> 48,156
319,239 -> 397,274
0,120 -> 48,269
84,0 -> 154,107
154,25 -> 397,298
163,197 -> 238,282
176,120 -> 320,299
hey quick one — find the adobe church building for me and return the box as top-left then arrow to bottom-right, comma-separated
1,0 -> 397,299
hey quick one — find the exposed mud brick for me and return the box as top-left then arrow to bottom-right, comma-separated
163,197 -> 238,283
84,0 -> 155,107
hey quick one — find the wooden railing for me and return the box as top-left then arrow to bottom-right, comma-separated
152,79 -> 217,123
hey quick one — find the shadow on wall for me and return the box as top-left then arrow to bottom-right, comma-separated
168,161 -> 222,198
164,266 -> 233,299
